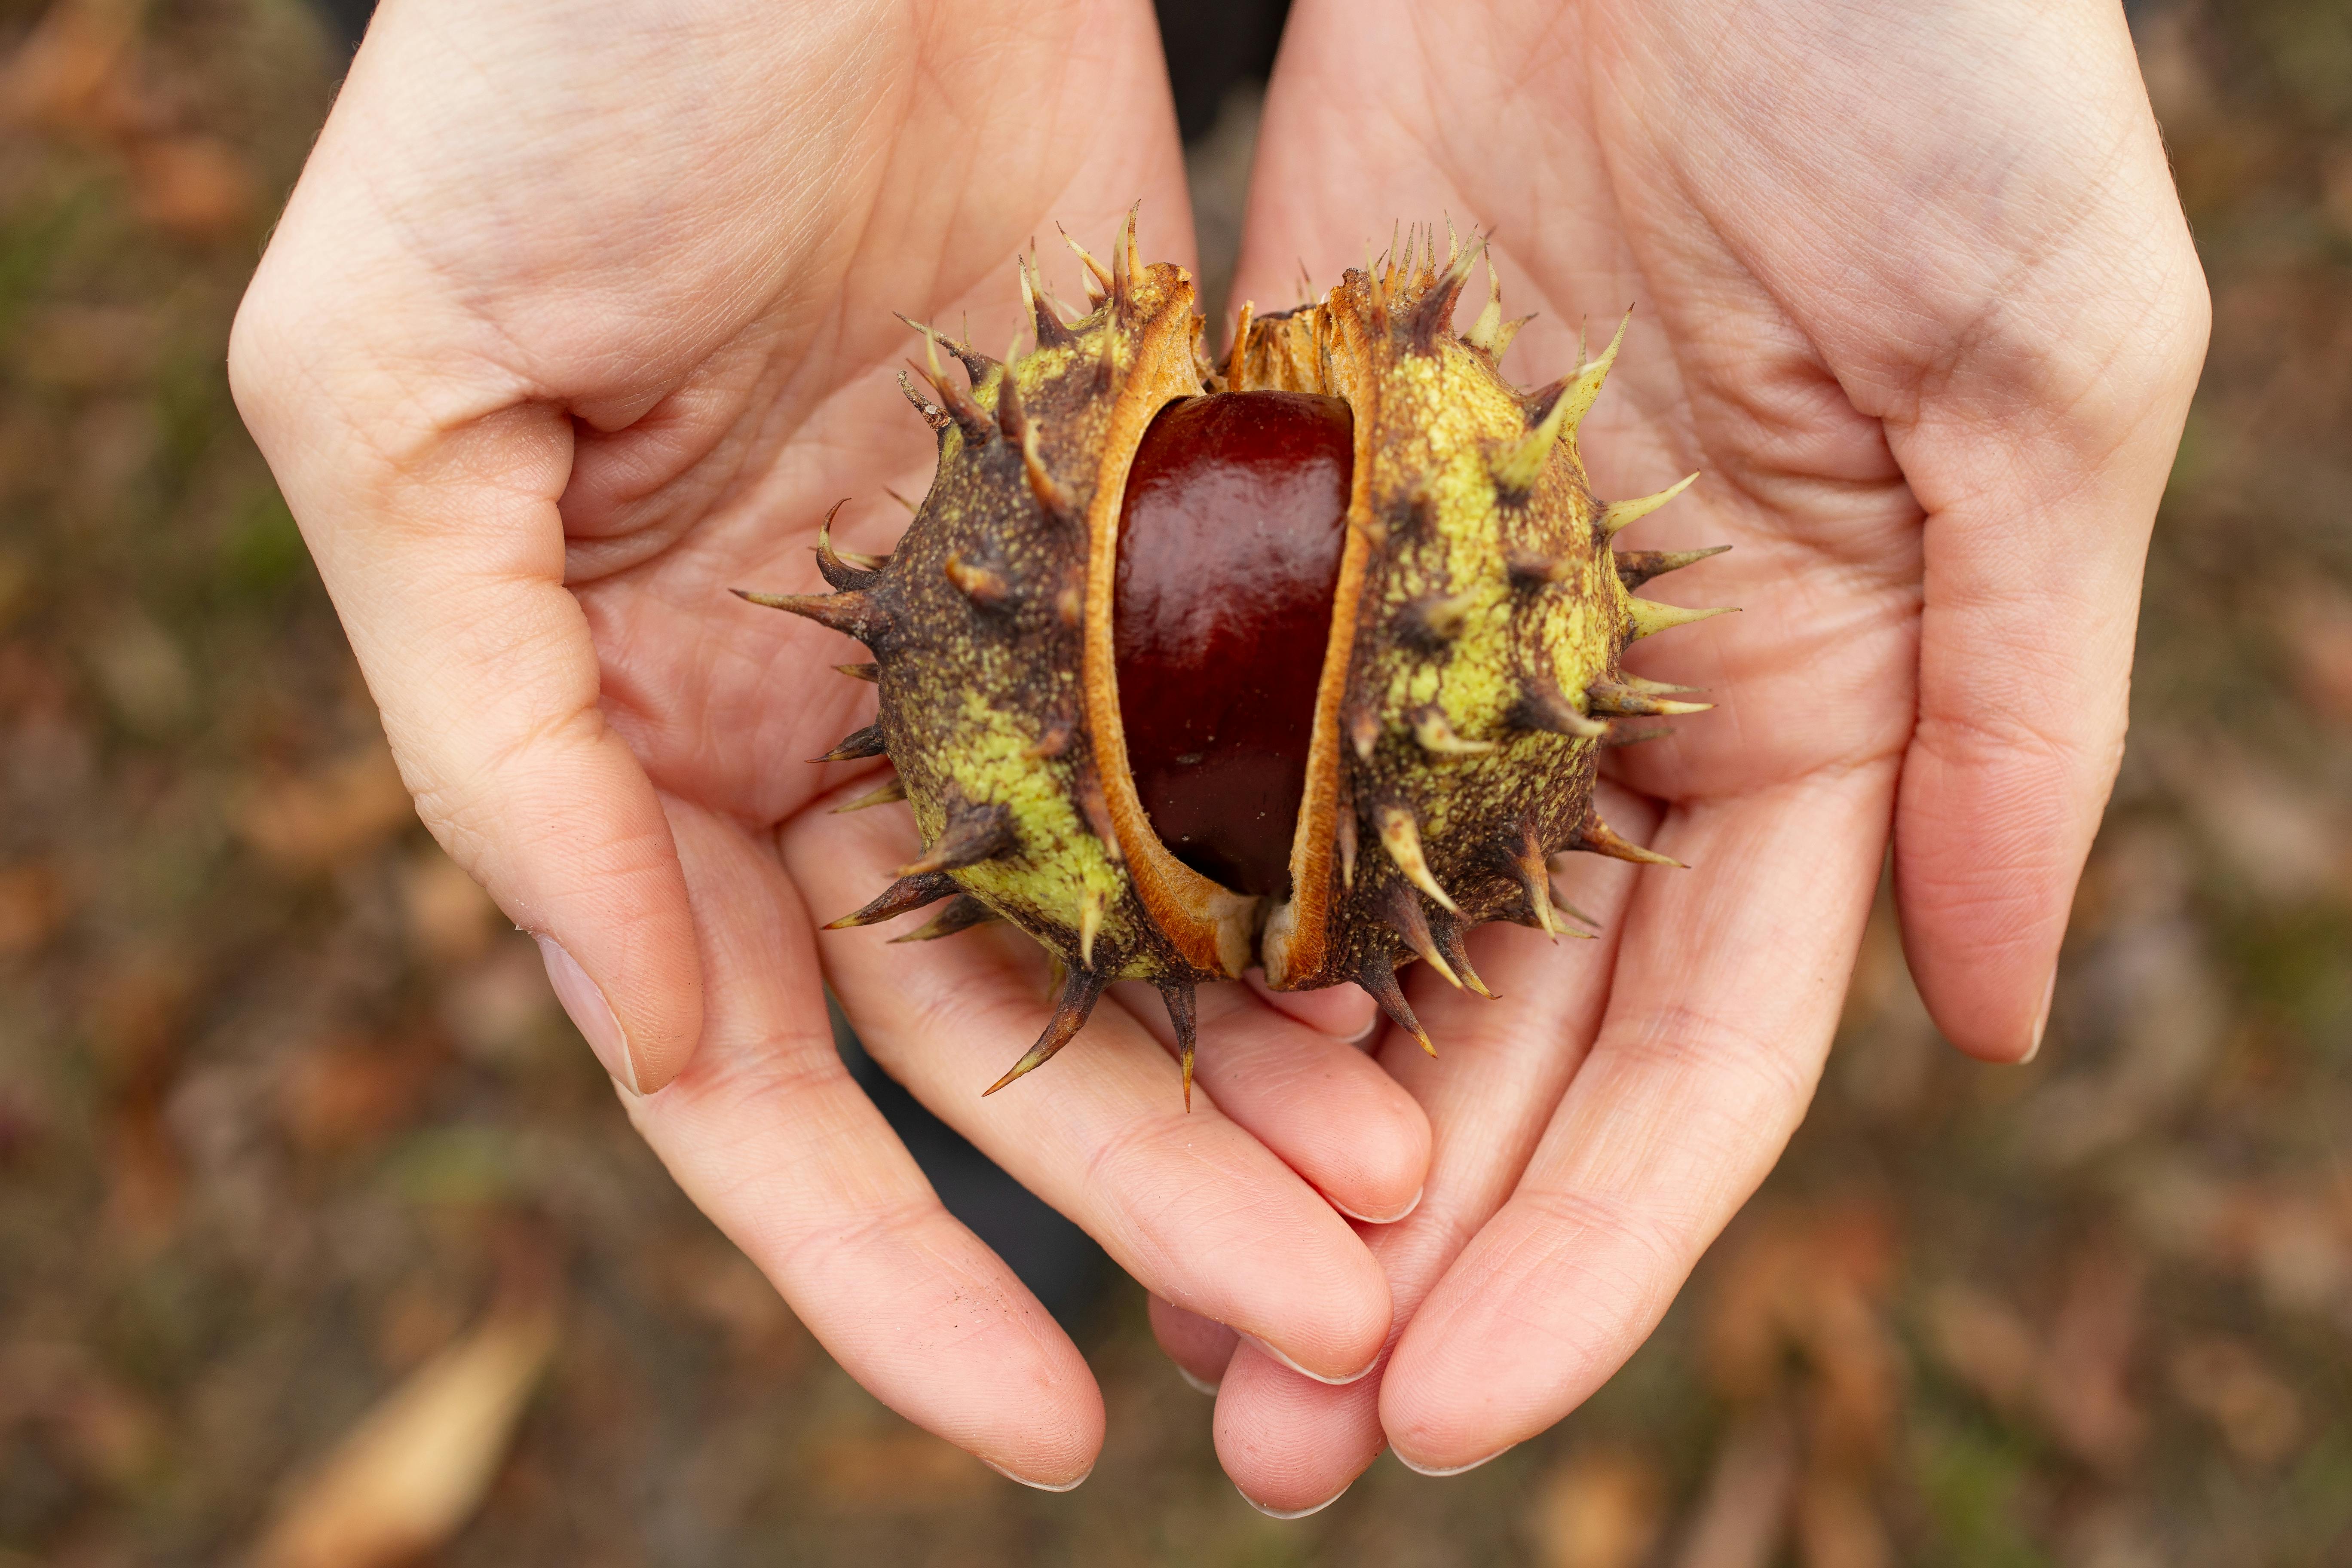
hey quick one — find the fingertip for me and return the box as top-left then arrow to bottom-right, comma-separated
1246,973 -> 1381,1042
1148,1294 -> 1238,1395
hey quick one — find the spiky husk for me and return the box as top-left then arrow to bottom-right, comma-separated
747,216 -> 1731,1091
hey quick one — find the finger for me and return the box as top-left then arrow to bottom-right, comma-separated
227,337 -> 702,1093
1109,980 -> 1430,1224
1148,1295 -> 1238,1396
1207,797 -> 1653,1513
784,799 -> 1392,1385
1243,973 -> 1381,1043
1379,767 -> 1894,1473
625,797 -> 1101,1488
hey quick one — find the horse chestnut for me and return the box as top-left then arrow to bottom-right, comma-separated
742,215 -> 1731,1098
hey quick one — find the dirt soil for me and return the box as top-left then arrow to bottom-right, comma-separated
1,1 -> 2347,1563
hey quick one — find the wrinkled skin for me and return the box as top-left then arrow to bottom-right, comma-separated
1144,0 -> 2208,1513
230,0 -> 2204,1510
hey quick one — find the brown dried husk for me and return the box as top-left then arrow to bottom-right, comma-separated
746,216 -> 1729,1095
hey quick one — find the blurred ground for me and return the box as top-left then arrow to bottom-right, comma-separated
2,0 -> 2349,1563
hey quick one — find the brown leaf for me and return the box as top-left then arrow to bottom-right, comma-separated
0,0 -> 140,138
236,743 -> 415,873
1669,1408 -> 1798,1568
2040,1246 -> 2147,1473
805,1425 -> 992,1513
2285,581 -> 2352,726
1922,1284 -> 2040,1416
248,1301 -> 559,1568
129,133 -> 255,239
399,847 -> 499,968
1525,1448 -> 1665,1568
0,859 -> 67,955
2169,1336 -> 2305,1466
1793,1472 -> 1891,1568
276,1033 -> 449,1156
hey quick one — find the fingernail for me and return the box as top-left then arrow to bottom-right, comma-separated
1176,1365 -> 1220,1397
535,935 -> 639,1093
1238,1333 -> 1377,1387
1238,1481 -> 1350,1519
1395,1442 -> 1514,1477
2021,967 -> 2058,1065
983,1458 -> 1092,1493
1329,1186 -> 1423,1225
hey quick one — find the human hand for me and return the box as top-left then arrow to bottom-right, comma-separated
230,0 -> 1427,1487
1163,0 -> 2208,1510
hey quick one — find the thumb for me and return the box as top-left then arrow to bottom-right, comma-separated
230,330 -> 703,1093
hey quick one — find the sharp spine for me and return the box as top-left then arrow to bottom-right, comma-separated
1491,373 -> 1579,498
1060,222 -> 1113,303
1551,309 -> 1632,434
734,586 -> 893,647
1021,253 -> 1079,351
1412,705 -> 1496,755
882,486 -> 919,514
1615,544 -> 1731,589
898,799 -> 1017,876
1156,976 -> 1199,1111
1626,598 -> 1737,640
823,869 -> 956,930
1506,547 -> 1564,590
1585,681 -> 1713,717
997,370 -> 1079,524
1336,801 -> 1358,890
944,554 -> 1013,609
1569,808 -> 1685,868
1077,886 -> 1104,968
1513,820 -> 1559,940
897,370 -> 949,431
1359,949 -> 1436,1057
830,776 -> 907,814
983,965 -> 1107,1095
1027,715 -> 1075,760
1348,703 -> 1382,762
1403,231 -> 1484,351
908,337 -> 992,448
815,499 -> 885,589
890,893 -> 1001,943
1507,671 -> 1608,738
1600,472 -> 1699,538
1428,907 -> 1498,999
1400,591 -> 1476,649
1073,768 -> 1123,864
1464,255 -> 1505,353
836,662 -> 879,683
1377,804 -> 1460,914
893,313 -> 996,383
1381,879 -> 1462,990
809,722 -> 888,763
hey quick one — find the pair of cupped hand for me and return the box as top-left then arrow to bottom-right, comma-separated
230,0 -> 2206,1514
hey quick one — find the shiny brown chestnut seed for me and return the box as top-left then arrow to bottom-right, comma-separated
1114,391 -> 1353,899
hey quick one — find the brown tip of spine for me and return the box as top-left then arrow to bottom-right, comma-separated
983,965 -> 1107,1095
808,722 -> 888,764
823,869 -> 957,930
889,892 -> 1001,943
1358,949 -> 1436,1057
898,799 -> 1018,877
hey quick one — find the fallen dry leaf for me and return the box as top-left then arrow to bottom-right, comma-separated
2040,1246 -> 2147,1473
399,846 -> 499,968
2169,1335 -> 2305,1467
1793,1472 -> 1890,1568
248,1301 -> 559,1568
1669,1408 -> 1798,1568
0,860 -> 67,955
1922,1283 -> 2040,1416
129,133 -> 256,239
1525,1448 -> 1665,1568
236,743 -> 415,873
806,1425 -> 993,1513
275,1033 -> 449,1156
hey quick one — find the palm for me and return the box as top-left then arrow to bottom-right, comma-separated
240,0 -> 1441,1488
1185,0 -> 2204,1505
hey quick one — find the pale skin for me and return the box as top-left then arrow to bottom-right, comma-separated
231,0 -> 2205,1512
